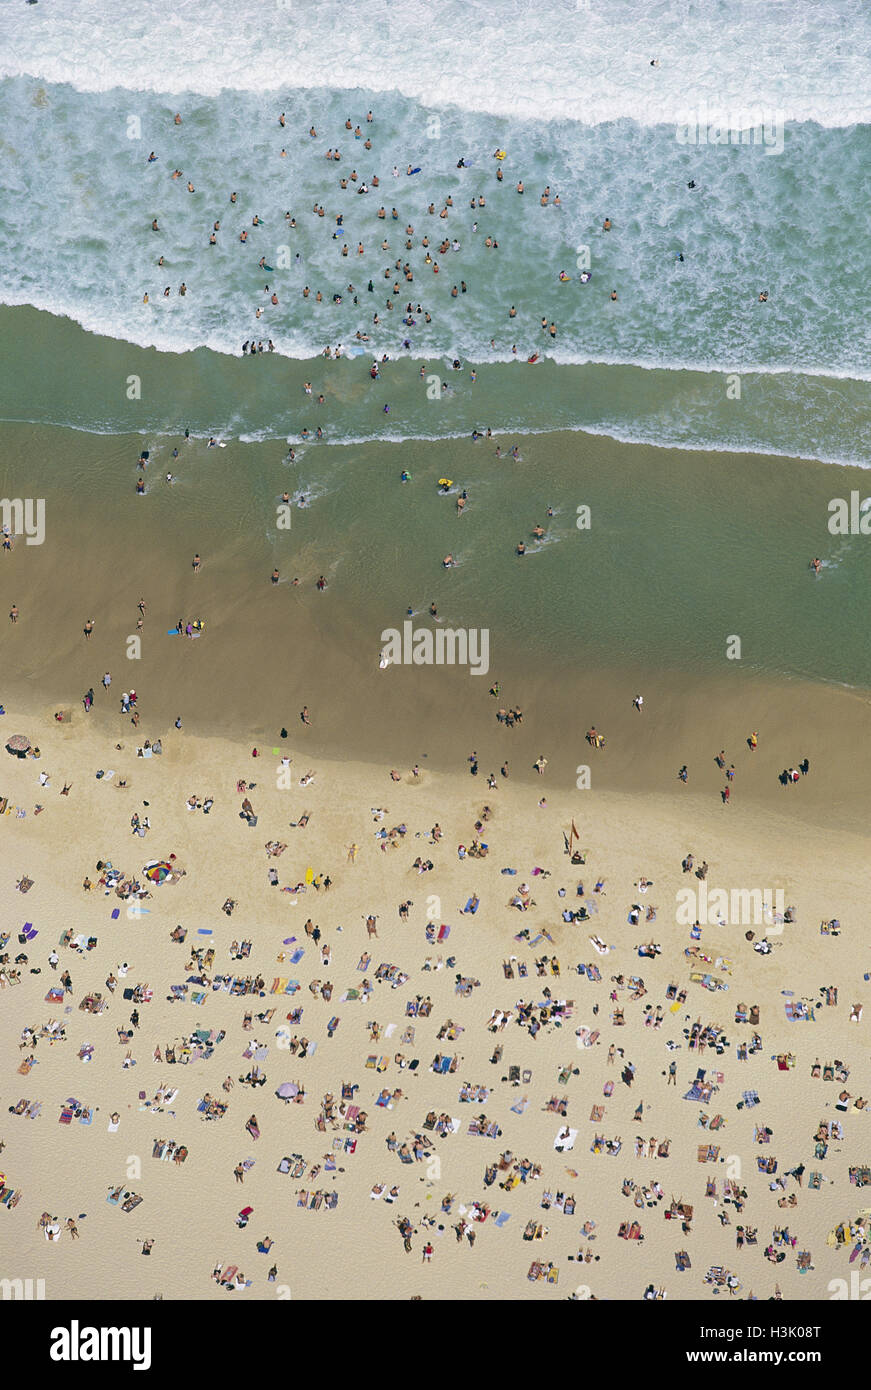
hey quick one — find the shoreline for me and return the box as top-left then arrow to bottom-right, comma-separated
2,306 -> 869,469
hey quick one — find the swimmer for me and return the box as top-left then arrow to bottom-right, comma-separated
443,555 -> 455,568
810,557 -> 821,574
271,569 -> 280,584
516,542 -> 526,556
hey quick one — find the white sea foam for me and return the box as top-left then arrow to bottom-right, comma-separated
4,0 -> 870,127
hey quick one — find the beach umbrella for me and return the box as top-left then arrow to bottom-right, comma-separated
5,734 -> 30,754
143,861 -> 172,884
276,1082 -> 299,1100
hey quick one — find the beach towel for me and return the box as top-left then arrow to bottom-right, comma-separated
785,1000 -> 811,1021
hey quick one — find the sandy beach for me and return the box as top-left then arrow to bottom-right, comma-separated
2,685 -> 870,1301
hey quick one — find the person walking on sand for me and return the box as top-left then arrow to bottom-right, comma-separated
633,694 -> 643,712
300,706 -> 311,725
84,619 -> 95,639
9,603 -> 17,622
193,554 -> 201,572
102,672 -> 111,690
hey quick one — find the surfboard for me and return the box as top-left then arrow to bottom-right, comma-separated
167,629 -> 180,636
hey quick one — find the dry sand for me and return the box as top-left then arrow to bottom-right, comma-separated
1,698 -> 869,1301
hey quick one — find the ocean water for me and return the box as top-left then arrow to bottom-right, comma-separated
1,0 -> 870,463
4,0 -> 870,126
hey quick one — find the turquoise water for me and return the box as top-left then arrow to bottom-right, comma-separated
2,0 -> 869,460
2,77 -> 869,381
